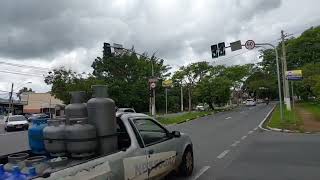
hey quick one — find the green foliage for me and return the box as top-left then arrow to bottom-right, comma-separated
196,77 -> 232,108
255,26 -> 320,99
286,26 -> 320,69
158,111 -> 213,125
268,105 -> 302,131
44,68 -> 105,104
91,52 -> 170,112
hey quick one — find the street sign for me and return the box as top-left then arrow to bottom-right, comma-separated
245,40 -> 255,50
150,82 -> 156,89
113,43 -> 124,55
286,70 -> 302,81
230,40 -> 242,51
148,78 -> 158,83
162,80 -> 173,88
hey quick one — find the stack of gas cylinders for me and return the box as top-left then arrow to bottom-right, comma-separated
2,85 -> 117,179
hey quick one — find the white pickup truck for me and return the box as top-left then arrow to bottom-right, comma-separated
1,113 -> 193,180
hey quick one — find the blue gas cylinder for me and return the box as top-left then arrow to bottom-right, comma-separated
28,119 -> 48,154
6,166 -> 27,180
0,164 -> 10,179
26,167 -> 37,179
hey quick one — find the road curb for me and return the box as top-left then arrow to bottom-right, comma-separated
258,105 -> 276,132
258,105 -> 301,133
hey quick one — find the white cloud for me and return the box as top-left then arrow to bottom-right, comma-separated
0,0 -> 319,93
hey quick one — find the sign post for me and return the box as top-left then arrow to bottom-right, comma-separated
286,70 -> 303,123
162,80 -> 173,114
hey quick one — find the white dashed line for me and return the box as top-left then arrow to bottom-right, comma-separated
225,116 -> 232,119
241,135 -> 247,140
254,127 -> 258,131
190,166 -> 211,180
248,130 -> 254,134
231,140 -> 241,147
217,150 -> 230,159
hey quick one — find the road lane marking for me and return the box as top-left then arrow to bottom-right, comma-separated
254,127 -> 258,131
231,141 -> 241,147
248,130 -> 254,134
217,150 -> 230,159
190,166 -> 211,180
225,116 -> 232,119
241,135 -> 247,140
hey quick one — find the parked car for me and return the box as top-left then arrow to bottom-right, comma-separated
245,99 -> 256,106
4,115 -> 29,132
27,113 -> 50,122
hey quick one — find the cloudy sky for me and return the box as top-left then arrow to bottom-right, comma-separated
0,0 -> 319,96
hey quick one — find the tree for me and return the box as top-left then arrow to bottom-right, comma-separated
196,77 -> 232,109
17,87 -> 33,101
222,64 -> 253,103
44,67 -> 105,104
91,50 -> 170,112
172,61 -> 211,111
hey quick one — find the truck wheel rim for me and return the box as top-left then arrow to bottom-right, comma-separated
186,152 -> 193,171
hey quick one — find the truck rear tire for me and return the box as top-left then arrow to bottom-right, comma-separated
178,146 -> 193,176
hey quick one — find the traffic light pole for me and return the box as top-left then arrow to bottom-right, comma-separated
256,43 -> 284,122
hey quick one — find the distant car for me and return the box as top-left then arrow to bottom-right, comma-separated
246,99 -> 256,106
195,105 -> 205,111
27,113 -> 49,122
4,115 -> 29,132
256,99 -> 264,103
116,108 -> 136,113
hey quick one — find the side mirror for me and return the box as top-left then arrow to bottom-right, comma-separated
171,131 -> 181,138
5,120 -> 8,123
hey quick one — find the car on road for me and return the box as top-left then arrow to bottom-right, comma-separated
245,99 -> 256,106
4,115 -> 29,132
27,113 -> 50,122
196,105 -> 205,111
116,108 -> 136,113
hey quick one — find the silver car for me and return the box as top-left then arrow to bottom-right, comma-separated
4,115 -> 29,132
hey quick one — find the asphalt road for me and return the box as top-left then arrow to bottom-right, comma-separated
168,103 -> 320,180
1,103 -> 320,180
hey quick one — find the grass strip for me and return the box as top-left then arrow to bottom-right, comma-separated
158,111 -> 214,125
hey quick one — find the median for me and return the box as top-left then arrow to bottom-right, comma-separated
158,111 -> 214,125
267,101 -> 320,132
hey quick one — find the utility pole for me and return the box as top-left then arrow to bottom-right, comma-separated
256,43 -> 284,122
151,61 -> 156,117
180,83 -> 184,112
165,88 -> 168,114
281,30 -> 291,111
8,83 -> 14,115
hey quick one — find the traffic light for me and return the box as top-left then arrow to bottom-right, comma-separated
103,43 -> 112,57
211,44 -> 218,58
218,42 -> 226,56
149,88 -> 153,97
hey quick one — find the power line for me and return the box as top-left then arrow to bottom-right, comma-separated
0,61 -> 49,73
0,70 -> 44,77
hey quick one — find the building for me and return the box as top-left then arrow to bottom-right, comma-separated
21,92 -> 64,114
0,98 -> 27,115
